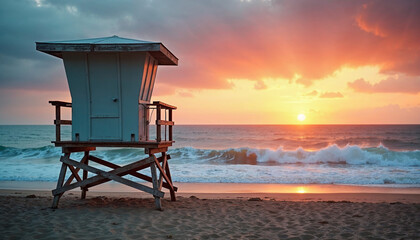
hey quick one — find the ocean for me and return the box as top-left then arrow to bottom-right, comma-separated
0,125 -> 419,186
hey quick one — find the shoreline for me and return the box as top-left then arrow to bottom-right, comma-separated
1,181 -> 420,203
2,180 -> 420,193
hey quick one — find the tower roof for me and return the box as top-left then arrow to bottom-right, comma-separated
36,35 -> 178,65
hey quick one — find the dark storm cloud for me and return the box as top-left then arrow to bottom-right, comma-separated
0,0 -> 107,90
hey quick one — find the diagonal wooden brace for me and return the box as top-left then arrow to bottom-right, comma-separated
52,155 -> 164,198
64,153 -> 89,186
67,164 -> 82,182
150,160 -> 161,210
154,157 -> 175,192
158,153 -> 168,189
52,160 -> 68,208
87,155 -> 177,191
165,161 -> 176,201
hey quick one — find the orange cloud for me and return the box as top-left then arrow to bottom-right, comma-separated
254,80 -> 267,90
355,1 -> 420,75
304,90 -> 318,97
153,0 -> 420,89
319,92 -> 344,98
2,0 -> 419,92
348,76 -> 420,94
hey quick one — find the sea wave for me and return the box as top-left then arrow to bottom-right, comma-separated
1,144 -> 419,167
0,144 -> 419,184
0,145 -> 61,159
0,145 -> 146,164
168,144 -> 420,167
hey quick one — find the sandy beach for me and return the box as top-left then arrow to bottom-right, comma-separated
1,185 -> 419,240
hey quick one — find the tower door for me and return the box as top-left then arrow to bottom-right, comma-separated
88,54 -> 121,141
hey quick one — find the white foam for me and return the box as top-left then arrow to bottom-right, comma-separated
1,144 -> 419,184
245,144 -> 420,166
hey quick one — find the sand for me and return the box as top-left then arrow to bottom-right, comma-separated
1,189 -> 419,239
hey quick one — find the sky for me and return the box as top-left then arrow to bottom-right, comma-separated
0,0 -> 419,124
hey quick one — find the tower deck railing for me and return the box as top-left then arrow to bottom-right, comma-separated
144,101 -> 176,142
49,101 -> 72,142
49,100 -> 176,143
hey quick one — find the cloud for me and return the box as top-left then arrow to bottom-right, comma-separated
319,92 -> 343,98
253,80 -> 267,90
304,90 -> 318,96
355,1 -> 420,76
348,76 -> 420,94
1,0 -> 420,92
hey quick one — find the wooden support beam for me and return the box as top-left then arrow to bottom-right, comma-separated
87,155 -> 177,191
154,157 -> 175,192
81,151 -> 89,199
53,156 -> 163,197
150,160 -> 162,210
63,153 -> 88,185
158,153 -> 168,190
54,120 -> 72,125
52,154 -> 69,208
52,141 -> 172,148
63,147 -> 96,154
165,161 -> 176,201
158,160 -> 167,190
156,120 -> 174,126
67,164 -> 82,182
49,101 -> 72,107
152,101 -> 177,110
145,147 -> 168,155
55,105 -> 61,142
168,109 -> 173,141
156,105 -> 161,142
89,154 -> 170,170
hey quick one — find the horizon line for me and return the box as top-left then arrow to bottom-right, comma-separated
1,123 -> 419,126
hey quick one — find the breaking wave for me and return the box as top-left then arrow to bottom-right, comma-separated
1,144 -> 419,167
168,144 -> 420,167
1,144 -> 419,184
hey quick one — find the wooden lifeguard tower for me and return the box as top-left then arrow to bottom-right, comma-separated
36,35 -> 178,210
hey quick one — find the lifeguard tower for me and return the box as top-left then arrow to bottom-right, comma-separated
36,36 -> 178,210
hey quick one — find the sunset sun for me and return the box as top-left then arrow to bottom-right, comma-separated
297,114 -> 306,122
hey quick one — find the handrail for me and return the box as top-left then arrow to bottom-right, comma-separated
144,101 -> 176,142
49,101 -> 72,107
151,101 -> 177,110
49,101 -> 72,142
